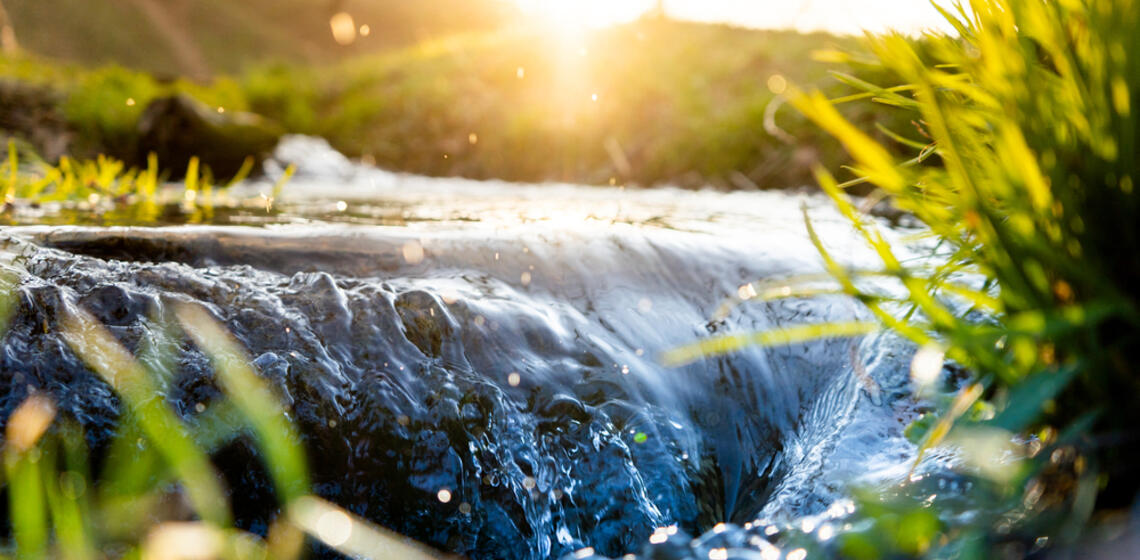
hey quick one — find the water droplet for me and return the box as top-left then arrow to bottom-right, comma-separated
520,272 -> 532,286
335,200 -> 348,212
468,133 -> 478,145
125,97 -> 136,107
508,372 -> 521,386
437,488 -> 452,503
637,298 -> 653,313
574,548 -> 595,559
708,548 -> 728,560
402,241 -> 425,264
359,24 -> 371,37
516,67 -> 525,79
459,502 -> 471,514
787,549 -> 807,560
329,12 -> 357,45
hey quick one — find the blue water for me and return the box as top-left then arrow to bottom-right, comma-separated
0,137 -> 951,559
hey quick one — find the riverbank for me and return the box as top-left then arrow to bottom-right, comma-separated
1,19 -> 912,189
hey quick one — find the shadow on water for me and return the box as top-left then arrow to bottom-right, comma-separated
0,138 -> 929,559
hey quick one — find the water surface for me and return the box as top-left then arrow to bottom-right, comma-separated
0,137 -> 945,559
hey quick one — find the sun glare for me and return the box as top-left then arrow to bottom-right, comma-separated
513,0 -> 654,36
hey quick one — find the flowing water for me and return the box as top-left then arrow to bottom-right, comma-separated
0,137 -> 956,559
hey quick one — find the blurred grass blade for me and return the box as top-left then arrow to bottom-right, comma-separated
4,395 -> 55,558
5,139 -> 17,202
60,306 -> 231,526
175,303 -> 309,504
271,163 -> 296,202
662,321 -> 879,367
226,156 -> 256,188
989,366 -> 1079,432
911,382 -> 985,476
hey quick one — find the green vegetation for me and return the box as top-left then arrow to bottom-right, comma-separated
679,0 -> 1140,555
0,138 -> 294,227
2,19 -> 910,189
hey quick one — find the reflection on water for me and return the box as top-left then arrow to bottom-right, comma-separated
0,137 -> 951,559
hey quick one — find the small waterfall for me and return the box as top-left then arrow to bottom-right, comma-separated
0,137 -> 934,559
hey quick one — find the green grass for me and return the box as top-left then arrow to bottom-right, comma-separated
677,0 -> 1140,555
0,138 -> 294,228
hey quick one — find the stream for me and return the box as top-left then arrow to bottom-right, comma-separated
0,137 -> 957,559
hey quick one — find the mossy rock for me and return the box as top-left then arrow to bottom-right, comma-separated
137,94 -> 283,180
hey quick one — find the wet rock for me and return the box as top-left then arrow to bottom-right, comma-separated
137,93 -> 282,180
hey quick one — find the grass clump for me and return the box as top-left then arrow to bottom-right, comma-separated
0,139 -> 293,226
796,0 -> 1137,553
674,0 -> 1138,554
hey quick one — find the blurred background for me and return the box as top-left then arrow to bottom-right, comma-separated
2,1 -> 947,76
0,0 -> 944,189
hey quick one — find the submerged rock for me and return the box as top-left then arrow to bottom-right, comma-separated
137,93 -> 283,180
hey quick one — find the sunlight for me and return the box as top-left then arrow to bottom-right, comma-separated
512,0 -> 653,36
513,0 -> 953,36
